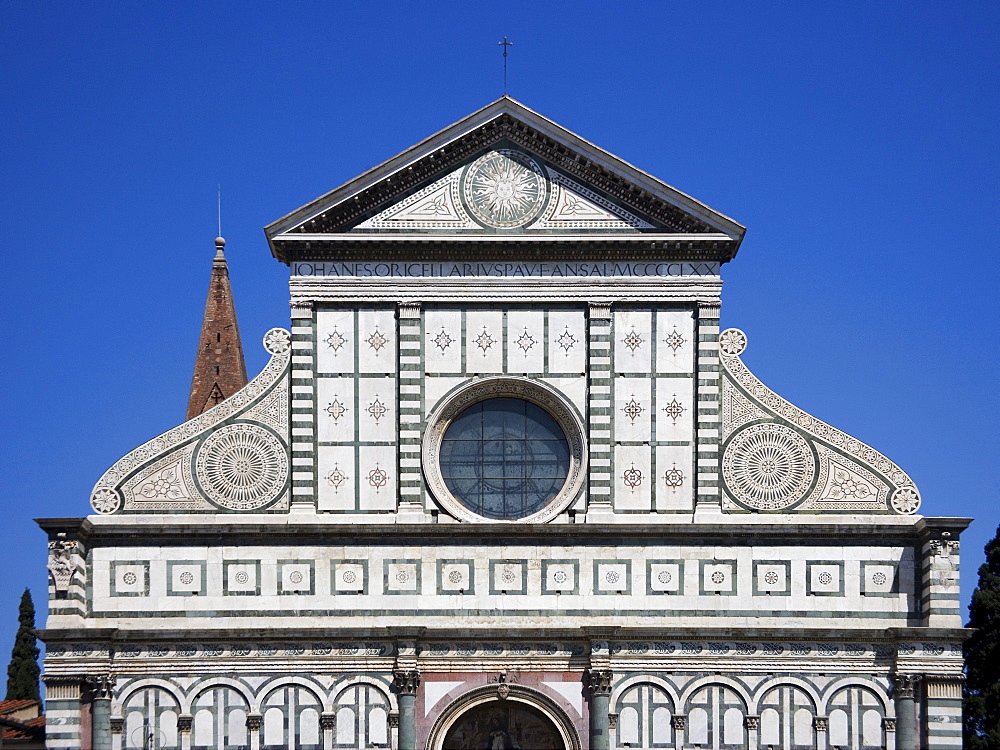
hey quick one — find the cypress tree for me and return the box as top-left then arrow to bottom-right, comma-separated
5,588 -> 40,701
965,523 -> 1000,749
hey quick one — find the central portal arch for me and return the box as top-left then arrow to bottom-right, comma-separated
426,685 -> 581,750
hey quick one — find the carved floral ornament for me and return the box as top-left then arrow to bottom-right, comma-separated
89,330 -> 291,514
717,328 -> 921,515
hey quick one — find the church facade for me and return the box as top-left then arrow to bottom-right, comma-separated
39,98 -> 967,750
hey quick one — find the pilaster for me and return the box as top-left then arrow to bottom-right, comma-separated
43,676 -> 85,750
90,673 -> 113,750
922,528 -> 963,627
925,674 -> 964,749
586,301 -> 613,519
396,301 -> 427,521
290,299 -> 318,511
694,301 -> 722,513
585,668 -> 613,750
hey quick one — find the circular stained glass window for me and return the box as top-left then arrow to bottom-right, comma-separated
440,398 -> 570,520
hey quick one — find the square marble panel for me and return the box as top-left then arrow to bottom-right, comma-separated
655,310 -> 695,374
437,560 -> 474,594
613,310 -> 652,374
647,561 -> 682,594
316,309 -> 355,375
385,560 -> 420,594
111,561 -> 149,597
465,310 -> 503,374
357,377 -> 396,443
654,444 -> 693,512
547,310 -> 586,374
615,377 -> 652,442
316,377 -> 355,444
223,561 -> 260,596
424,309 -> 463,374
595,560 -> 630,595
701,561 -> 736,594
490,560 -> 527,595
807,562 -> 844,596
358,445 -> 396,511
331,560 -> 366,594
654,377 -> 694,443
862,562 -> 898,595
542,560 -> 578,594
754,561 -> 791,595
614,445 -> 652,511
167,561 -> 206,596
358,309 -> 396,374
278,561 -> 314,595
506,310 -> 545,374
317,445 -> 355,511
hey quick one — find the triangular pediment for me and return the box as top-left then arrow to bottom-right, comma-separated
265,97 -> 745,262
354,147 -> 655,233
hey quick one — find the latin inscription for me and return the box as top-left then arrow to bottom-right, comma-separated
292,261 -> 720,278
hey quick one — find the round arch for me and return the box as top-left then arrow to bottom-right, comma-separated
751,676 -> 822,714
611,675 -> 681,708
187,677 -> 256,713
819,677 -> 893,716
331,674 -> 396,710
113,677 -> 183,715
425,684 -> 582,750
679,676 -> 752,710
256,674 -> 331,712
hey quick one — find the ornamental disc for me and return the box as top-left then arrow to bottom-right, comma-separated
194,422 -> 287,510
722,422 -> 816,510
461,150 -> 549,229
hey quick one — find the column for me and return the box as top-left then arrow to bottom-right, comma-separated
394,670 -> 421,750
745,715 -> 759,750
290,299 -> 318,511
110,717 -> 123,750
177,714 -> 193,750
814,717 -> 828,750
91,674 -> 113,750
246,713 -> 262,750
671,715 -> 686,750
586,302 -> 614,519
396,301 -> 426,521
892,674 -> 921,750
694,301 -> 722,514
321,712 -> 336,749
586,669 -> 613,750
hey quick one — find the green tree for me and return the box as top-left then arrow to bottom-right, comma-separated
5,588 -> 40,700
965,523 -> 1000,749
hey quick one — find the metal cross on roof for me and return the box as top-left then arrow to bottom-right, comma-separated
498,36 -> 513,95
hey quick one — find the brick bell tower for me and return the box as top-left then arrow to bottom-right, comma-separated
186,236 -> 248,419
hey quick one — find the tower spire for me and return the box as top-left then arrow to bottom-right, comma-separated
186,236 -> 248,420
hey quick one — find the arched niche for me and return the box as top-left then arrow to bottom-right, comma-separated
426,685 -> 581,750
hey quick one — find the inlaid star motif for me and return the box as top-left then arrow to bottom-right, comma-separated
325,399 -> 348,422
325,328 -> 347,353
367,329 -> 388,353
622,464 -> 643,490
623,328 -> 643,352
663,396 -> 684,423
475,328 -> 495,354
623,397 -> 643,422
663,464 -> 684,489
664,326 -> 686,353
556,327 -> 577,354
367,397 -> 387,424
516,329 -> 536,354
326,465 -> 347,491
432,328 -> 454,353
368,464 -> 388,491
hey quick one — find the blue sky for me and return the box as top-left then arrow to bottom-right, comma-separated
1,2 -> 997,665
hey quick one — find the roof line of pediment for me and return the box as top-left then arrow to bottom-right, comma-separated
265,98 -> 746,263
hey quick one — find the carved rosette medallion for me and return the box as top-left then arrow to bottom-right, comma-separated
461,150 -> 549,229
722,423 -> 816,510
194,423 -> 288,510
